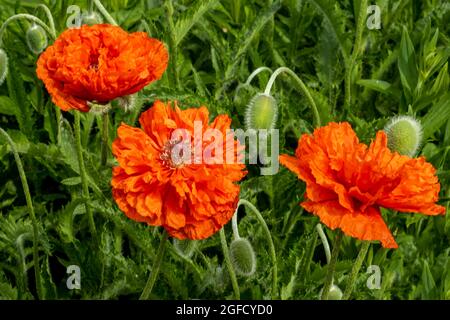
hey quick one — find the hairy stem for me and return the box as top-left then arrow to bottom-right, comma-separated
344,0 -> 368,111
0,14 -> 55,47
264,67 -> 321,127
0,128 -> 43,300
74,112 -> 97,239
220,228 -> 240,299
238,199 -> 278,299
165,0 -> 180,88
140,230 -> 169,300
35,4 -> 56,36
93,0 -> 118,25
343,241 -> 371,300
101,112 -> 109,166
316,224 -> 331,264
320,231 -> 343,300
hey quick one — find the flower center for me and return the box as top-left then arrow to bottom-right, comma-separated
89,53 -> 100,71
160,138 -> 190,168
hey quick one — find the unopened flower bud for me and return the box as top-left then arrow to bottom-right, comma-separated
384,116 -> 423,157
81,11 -> 103,26
26,24 -> 48,54
173,239 -> 197,259
319,284 -> 343,300
230,238 -> 256,277
0,48 -> 8,86
245,93 -> 278,130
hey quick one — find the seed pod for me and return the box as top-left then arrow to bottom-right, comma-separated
26,24 -> 48,55
173,238 -> 197,259
320,284 -> 343,300
113,94 -> 138,112
384,115 -> 423,157
245,93 -> 278,130
229,238 -> 256,277
81,11 -> 103,26
0,48 -> 8,86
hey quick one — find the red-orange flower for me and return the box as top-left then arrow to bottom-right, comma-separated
280,122 -> 445,248
111,100 -> 247,240
37,24 -> 168,112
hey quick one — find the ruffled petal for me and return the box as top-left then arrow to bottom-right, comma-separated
302,200 -> 398,249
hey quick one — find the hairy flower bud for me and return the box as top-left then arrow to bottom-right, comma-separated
384,116 -> 423,157
245,93 -> 278,130
320,284 -> 343,300
230,238 -> 256,277
173,238 -> 197,259
26,24 -> 48,54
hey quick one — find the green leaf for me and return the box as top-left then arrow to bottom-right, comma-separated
421,93 -> 450,139
357,79 -> 398,95
0,96 -> 16,116
61,177 -> 82,186
398,27 -> 418,100
174,0 -> 219,46
5,56 -> 34,138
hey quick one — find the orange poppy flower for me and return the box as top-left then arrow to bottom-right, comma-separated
36,24 -> 168,112
111,100 -> 247,240
280,122 -> 445,248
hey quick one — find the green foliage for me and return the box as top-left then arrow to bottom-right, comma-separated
0,0 -> 449,300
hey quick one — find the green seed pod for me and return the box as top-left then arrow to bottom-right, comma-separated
384,115 -> 423,157
229,238 -> 256,277
26,24 -> 48,55
0,48 -> 8,86
173,239 -> 197,259
81,11 -> 104,26
320,284 -> 343,300
112,94 -> 138,112
245,93 -> 278,130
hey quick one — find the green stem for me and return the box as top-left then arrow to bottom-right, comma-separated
35,4 -> 56,36
342,241 -> 371,300
93,0 -> 118,25
0,14 -> 56,47
320,231 -> 343,300
219,228 -> 240,299
238,199 -> 278,299
101,112 -> 109,166
298,230 -> 317,283
245,66 -> 273,86
55,108 -> 62,145
264,66 -> 321,127
140,230 -> 169,300
316,224 -> 331,264
0,128 -> 43,300
74,112 -> 97,239
344,0 -> 368,111
165,0 -> 180,88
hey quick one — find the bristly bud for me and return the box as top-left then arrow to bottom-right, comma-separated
173,239 -> 197,259
88,101 -> 111,115
384,115 -> 423,157
245,93 -> 278,130
81,11 -> 104,26
319,284 -> 343,300
0,48 -> 7,86
26,24 -> 48,55
229,238 -> 256,277
112,94 -> 138,112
